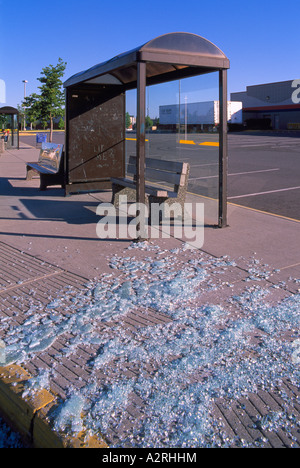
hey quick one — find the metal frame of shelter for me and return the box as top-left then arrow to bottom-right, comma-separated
0,106 -> 19,149
64,32 -> 230,227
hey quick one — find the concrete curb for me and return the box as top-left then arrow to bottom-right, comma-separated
0,364 -> 108,448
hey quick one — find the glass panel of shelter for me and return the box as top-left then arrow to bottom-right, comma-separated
125,72 -> 220,227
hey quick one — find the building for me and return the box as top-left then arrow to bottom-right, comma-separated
231,79 -> 300,130
159,101 -> 242,132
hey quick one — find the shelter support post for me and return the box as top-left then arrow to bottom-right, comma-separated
136,61 -> 147,239
218,69 -> 228,228
0,106 -> 19,150
17,114 -> 20,149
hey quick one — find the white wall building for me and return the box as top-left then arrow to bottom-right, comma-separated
231,79 -> 300,130
159,100 -> 242,131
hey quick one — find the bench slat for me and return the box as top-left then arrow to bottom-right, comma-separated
38,143 -> 63,172
127,164 -> 184,186
111,156 -> 189,206
26,163 -> 58,174
128,156 -> 184,174
128,156 -> 187,187
111,177 -> 177,198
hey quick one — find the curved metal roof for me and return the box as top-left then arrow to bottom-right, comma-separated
0,106 -> 19,115
64,32 -> 229,89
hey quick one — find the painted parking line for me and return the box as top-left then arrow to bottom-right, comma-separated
227,168 -> 280,176
179,139 -> 219,147
187,190 -> 300,223
228,202 -> 300,223
126,137 -> 149,142
199,141 -> 219,147
179,139 -> 196,145
127,138 -> 218,146
192,163 -> 219,167
228,185 -> 300,199
176,146 -> 203,151
189,168 -> 279,181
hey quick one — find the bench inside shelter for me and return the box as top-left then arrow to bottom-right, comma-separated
26,142 -> 64,191
111,156 -> 190,219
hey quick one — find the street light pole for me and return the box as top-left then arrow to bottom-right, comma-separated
178,80 -> 181,139
22,80 -> 28,131
184,96 -> 187,140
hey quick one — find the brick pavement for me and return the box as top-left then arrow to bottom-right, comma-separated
0,240 -> 299,447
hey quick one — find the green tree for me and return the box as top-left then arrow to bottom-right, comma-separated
0,114 -> 8,130
145,115 -> 153,129
58,117 -> 65,130
20,94 -> 40,130
23,58 -> 67,141
125,112 -> 131,129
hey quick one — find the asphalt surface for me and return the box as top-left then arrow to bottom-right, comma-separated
19,131 -> 300,220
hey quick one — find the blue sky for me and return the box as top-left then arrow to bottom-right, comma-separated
0,0 -> 298,117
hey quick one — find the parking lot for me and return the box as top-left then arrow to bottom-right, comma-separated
20,131 -> 300,221
226,133 -> 300,220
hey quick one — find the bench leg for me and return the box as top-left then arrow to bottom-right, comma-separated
26,167 -> 38,180
148,197 -> 184,225
112,184 -> 137,207
39,173 -> 65,191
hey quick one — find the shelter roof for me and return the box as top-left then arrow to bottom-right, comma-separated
0,106 -> 19,115
64,32 -> 229,90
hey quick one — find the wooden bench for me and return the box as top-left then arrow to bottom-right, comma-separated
26,142 -> 65,191
111,156 -> 190,216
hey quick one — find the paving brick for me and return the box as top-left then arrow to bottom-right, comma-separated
0,240 -> 299,447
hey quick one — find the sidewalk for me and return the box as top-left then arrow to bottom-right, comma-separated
0,144 -> 299,448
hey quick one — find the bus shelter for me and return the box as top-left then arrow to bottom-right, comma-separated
63,32 -> 230,227
0,106 -> 19,149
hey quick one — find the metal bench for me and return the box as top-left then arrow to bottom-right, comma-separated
26,142 -> 65,191
111,156 -> 190,214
